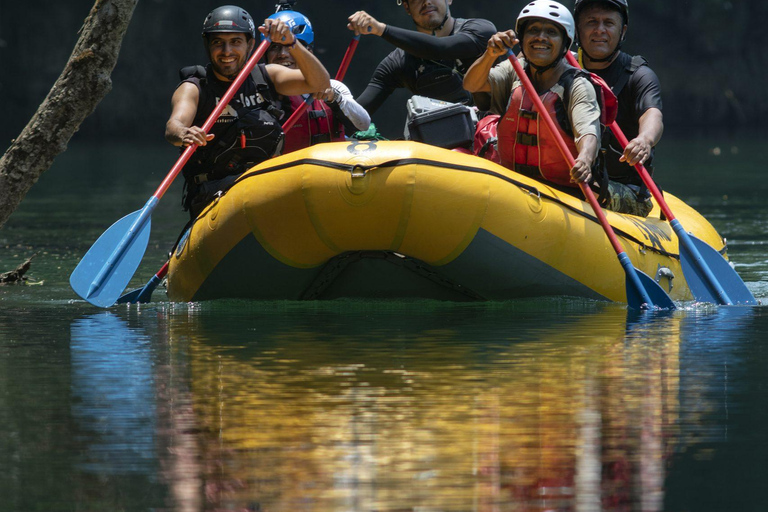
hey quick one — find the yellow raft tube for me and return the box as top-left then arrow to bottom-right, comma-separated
167,141 -> 724,303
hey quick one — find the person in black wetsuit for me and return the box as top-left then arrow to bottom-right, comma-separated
574,0 -> 662,216
346,0 -> 496,115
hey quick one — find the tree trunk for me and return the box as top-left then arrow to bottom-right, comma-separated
0,0 -> 138,229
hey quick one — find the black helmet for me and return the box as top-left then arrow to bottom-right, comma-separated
574,0 -> 628,25
202,5 -> 256,40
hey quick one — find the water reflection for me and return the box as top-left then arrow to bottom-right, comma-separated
156,303 -> 710,511
70,313 -> 157,474
61,303 -> 762,511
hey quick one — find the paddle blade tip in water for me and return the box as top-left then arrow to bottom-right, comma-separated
681,234 -> 758,305
626,268 -> 677,311
115,273 -> 164,305
70,211 -> 152,308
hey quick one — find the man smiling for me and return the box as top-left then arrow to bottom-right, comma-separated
574,0 -> 663,215
346,0 -> 496,115
165,5 -> 329,217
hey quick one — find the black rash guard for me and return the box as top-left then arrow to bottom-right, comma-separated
357,18 -> 496,114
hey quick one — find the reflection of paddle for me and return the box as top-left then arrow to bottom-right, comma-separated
70,40 -> 271,308
565,53 -> 755,305
281,35 -> 360,132
507,52 -> 674,309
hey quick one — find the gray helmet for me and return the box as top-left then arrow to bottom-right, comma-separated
202,5 -> 256,40
574,0 -> 629,25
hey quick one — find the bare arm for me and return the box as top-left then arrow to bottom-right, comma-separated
165,82 -> 213,147
571,134 -> 598,183
463,30 -> 518,93
621,107 -> 663,166
259,19 -> 330,97
266,44 -> 330,97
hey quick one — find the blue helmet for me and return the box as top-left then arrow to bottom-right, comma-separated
263,10 -> 314,49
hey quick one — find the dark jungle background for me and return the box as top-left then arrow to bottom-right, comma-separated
1,0 -> 766,147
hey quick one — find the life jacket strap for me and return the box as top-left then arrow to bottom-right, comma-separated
308,109 -> 327,120
516,133 -> 538,146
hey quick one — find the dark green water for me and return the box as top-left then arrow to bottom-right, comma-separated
1,134 -> 767,511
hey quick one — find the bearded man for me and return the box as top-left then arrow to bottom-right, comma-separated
347,0 -> 496,114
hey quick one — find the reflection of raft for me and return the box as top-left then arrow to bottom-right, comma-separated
167,141 -> 724,303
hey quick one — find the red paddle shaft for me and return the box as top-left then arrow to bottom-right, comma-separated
564,52 -> 675,221
153,39 -> 271,200
282,35 -> 360,132
507,54 -> 626,256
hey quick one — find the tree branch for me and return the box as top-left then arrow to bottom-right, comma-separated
0,0 -> 138,229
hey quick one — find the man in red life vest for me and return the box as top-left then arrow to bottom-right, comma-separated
464,1 -> 652,216
463,1 -> 601,192
264,10 -> 370,154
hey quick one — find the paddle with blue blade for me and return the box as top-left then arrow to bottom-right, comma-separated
564,52 -> 755,305
71,39 -> 271,307
507,51 -> 674,309
115,261 -> 168,305
117,36 -> 362,305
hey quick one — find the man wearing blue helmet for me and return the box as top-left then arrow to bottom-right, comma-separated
264,10 -> 370,154
165,5 -> 330,217
346,1 -> 496,115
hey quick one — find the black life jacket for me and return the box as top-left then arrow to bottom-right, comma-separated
179,64 -> 284,186
410,18 -> 474,105
602,54 -> 652,187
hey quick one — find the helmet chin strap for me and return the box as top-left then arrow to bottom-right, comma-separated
432,12 -> 450,35
522,43 -> 568,80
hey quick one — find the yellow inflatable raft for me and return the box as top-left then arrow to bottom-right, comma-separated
166,141 -> 725,303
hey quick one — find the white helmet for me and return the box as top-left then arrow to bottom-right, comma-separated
515,1 -> 575,49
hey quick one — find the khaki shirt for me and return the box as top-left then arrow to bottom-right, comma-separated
486,59 -> 601,145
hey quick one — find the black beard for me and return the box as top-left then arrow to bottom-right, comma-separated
413,16 -> 442,32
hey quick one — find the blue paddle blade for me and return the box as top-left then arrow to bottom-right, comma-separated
626,268 -> 677,311
70,210 -> 152,308
115,273 -> 164,304
115,286 -> 144,305
680,233 -> 757,305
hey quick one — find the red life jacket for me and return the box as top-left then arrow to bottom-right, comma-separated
282,96 -> 345,154
497,68 -> 616,188
498,78 -> 578,187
